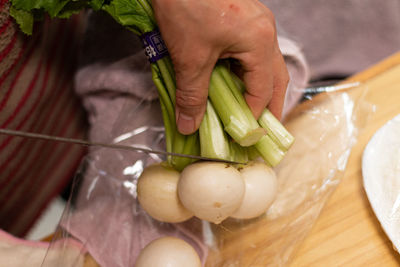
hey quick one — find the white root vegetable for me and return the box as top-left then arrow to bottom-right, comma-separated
178,161 -> 245,224
231,161 -> 278,219
137,163 -> 193,223
135,236 -> 201,267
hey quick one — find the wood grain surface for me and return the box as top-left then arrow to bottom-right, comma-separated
290,52 -> 400,267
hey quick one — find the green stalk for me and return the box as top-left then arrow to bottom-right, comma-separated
218,62 -> 259,129
258,109 -> 294,150
156,58 -> 176,104
151,66 -> 174,165
152,64 -> 199,170
151,66 -> 175,130
208,63 -> 265,147
135,0 -> 200,171
254,135 -> 285,167
171,132 -> 200,171
137,0 -> 157,25
231,67 -> 294,157
159,98 -> 172,160
246,146 -> 261,161
199,101 -> 230,160
229,141 -> 248,163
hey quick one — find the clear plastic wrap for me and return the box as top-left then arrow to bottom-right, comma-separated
41,82 -> 373,267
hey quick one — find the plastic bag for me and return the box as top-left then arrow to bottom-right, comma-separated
42,82 -> 373,267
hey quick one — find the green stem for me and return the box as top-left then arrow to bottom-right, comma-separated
258,109 -> 294,150
151,65 -> 175,129
159,98 -> 172,160
156,58 -> 176,104
230,64 -> 294,160
152,56 -> 199,171
246,146 -> 261,161
254,135 -> 285,167
231,71 -> 246,93
199,101 -> 230,160
218,62 -> 259,129
138,0 -> 157,26
171,132 -> 199,171
208,63 -> 265,146
229,141 -> 248,163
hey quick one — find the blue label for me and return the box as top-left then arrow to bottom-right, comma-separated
141,30 -> 169,63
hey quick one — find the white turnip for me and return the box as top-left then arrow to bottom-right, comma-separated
178,161 -> 245,224
231,161 -> 278,219
137,163 -> 193,223
135,236 -> 201,267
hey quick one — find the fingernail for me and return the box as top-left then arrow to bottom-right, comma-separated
176,110 -> 196,135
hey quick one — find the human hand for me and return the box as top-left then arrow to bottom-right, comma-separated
152,0 -> 289,135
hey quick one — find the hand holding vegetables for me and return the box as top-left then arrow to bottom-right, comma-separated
152,0 -> 289,134
10,0 -> 294,170
10,0 -> 291,223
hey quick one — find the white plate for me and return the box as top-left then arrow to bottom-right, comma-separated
362,113 -> 400,251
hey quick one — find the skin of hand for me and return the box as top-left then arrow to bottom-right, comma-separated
152,0 -> 289,135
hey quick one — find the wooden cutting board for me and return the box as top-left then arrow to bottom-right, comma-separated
290,51 -> 400,266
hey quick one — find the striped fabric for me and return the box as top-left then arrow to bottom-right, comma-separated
0,1 -> 87,237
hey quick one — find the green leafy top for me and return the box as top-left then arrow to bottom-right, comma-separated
10,0 -> 156,35
102,0 -> 155,35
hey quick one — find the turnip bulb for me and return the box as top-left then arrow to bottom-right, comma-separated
135,236 -> 202,267
178,161 -> 245,224
231,161 -> 278,219
137,163 -> 193,223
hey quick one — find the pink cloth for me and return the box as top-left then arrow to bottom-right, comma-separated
0,229 -> 86,266
278,36 -> 309,116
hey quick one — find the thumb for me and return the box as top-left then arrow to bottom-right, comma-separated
174,59 -> 215,135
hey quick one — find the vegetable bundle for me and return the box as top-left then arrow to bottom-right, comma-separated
10,0 -> 294,171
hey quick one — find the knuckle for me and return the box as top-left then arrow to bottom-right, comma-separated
173,59 -> 209,84
251,16 -> 276,42
171,56 -> 192,72
172,50 -> 209,73
175,87 -> 205,109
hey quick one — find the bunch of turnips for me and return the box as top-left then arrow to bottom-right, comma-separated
10,0 -> 294,264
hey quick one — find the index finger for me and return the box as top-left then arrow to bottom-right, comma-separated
240,51 -> 274,119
